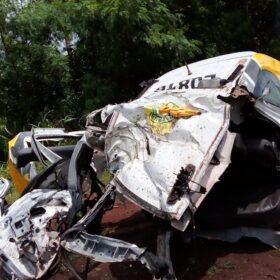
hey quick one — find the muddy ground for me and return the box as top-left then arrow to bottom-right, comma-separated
51,200 -> 280,280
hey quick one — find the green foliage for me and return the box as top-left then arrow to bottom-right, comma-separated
0,1 -> 72,132
0,162 -> 19,203
73,0 -> 200,108
0,161 -> 10,179
0,122 -> 12,161
0,0 -> 278,149
170,0 -> 278,59
0,0 -> 199,134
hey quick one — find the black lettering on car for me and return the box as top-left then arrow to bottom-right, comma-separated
204,74 -> 216,79
155,86 -> 166,92
178,79 -> 190,89
191,77 -> 202,88
168,83 -> 176,90
153,74 -> 216,92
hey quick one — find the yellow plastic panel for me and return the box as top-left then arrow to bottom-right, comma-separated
253,53 -> 280,79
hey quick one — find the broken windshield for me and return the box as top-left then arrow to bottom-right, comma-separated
263,80 -> 280,108
254,70 -> 279,98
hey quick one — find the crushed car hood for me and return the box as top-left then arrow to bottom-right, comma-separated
87,52 -> 259,230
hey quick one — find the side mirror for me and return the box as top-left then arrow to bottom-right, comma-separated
0,177 -> 11,199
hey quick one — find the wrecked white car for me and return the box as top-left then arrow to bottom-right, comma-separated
0,51 -> 280,279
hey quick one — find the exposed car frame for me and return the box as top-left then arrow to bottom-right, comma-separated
0,52 -> 280,280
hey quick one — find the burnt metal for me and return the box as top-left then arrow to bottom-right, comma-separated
167,164 -> 197,204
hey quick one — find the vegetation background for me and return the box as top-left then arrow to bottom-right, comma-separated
0,2 -> 279,277
0,0 -> 279,163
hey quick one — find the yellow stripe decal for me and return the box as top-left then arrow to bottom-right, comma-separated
253,53 -> 280,79
8,134 -> 28,193
8,134 -> 18,149
8,159 -> 28,193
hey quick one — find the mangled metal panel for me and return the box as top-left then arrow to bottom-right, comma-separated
8,128 -> 84,193
239,53 -> 280,127
0,178 -> 10,199
2,51 -> 280,280
87,52 -> 255,231
0,189 -> 72,279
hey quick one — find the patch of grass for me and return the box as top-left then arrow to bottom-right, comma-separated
0,122 -> 12,161
101,169 -> 112,185
270,249 -> 280,257
0,161 -> 20,203
207,265 -> 221,278
6,184 -> 20,204
0,161 -> 10,178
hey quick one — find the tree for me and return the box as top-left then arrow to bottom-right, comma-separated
0,0 -> 200,132
169,0 -> 279,59
0,0 -> 279,136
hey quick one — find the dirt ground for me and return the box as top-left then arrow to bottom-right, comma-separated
51,200 -> 280,280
